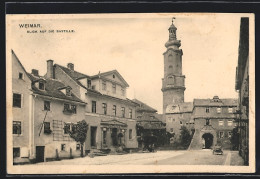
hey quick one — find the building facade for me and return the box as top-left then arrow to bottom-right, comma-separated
133,99 -> 166,149
235,17 -> 249,165
12,51 -> 86,164
189,96 -> 237,150
53,63 -> 138,152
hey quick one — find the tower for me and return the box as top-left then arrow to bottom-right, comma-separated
162,18 -> 186,114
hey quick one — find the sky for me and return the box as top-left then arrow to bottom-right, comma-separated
8,13 -> 245,113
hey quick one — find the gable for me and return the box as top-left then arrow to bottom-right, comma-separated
93,70 -> 129,87
12,50 -> 31,83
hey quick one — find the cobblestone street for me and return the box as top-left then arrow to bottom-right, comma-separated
33,150 -> 244,166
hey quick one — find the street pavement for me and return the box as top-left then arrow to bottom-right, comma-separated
33,150 -> 244,166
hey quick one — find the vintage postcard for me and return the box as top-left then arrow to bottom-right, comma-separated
6,13 -> 255,174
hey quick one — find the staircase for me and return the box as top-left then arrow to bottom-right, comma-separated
188,129 -> 202,150
88,149 -> 108,157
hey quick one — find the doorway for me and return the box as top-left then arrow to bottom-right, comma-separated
36,146 -> 45,163
111,128 -> 118,146
202,133 -> 213,149
91,126 -> 97,148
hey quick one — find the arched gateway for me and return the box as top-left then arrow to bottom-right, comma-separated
202,133 -> 214,149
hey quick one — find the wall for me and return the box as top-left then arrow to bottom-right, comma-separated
32,95 -> 85,160
163,89 -> 184,114
12,53 -> 32,162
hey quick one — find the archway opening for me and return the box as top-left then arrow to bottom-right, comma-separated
202,133 -> 213,149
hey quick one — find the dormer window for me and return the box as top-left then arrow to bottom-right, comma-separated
39,81 -> 45,90
66,88 -> 71,96
87,79 -> 91,88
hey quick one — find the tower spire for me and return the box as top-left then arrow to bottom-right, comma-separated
165,17 -> 181,48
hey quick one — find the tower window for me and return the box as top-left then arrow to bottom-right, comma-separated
113,105 -> 116,116
168,54 -> 173,62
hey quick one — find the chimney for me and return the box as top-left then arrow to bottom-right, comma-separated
47,59 -> 54,79
31,69 -> 39,76
67,63 -> 74,71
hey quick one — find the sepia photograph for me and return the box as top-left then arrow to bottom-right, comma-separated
6,13 -> 255,174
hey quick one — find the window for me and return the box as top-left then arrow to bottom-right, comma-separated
44,101 -> 50,111
129,109 -> 132,119
180,121 -> 183,125
186,122 -> 189,125
121,87 -> 125,96
64,123 -> 71,134
43,122 -> 51,134
228,131 -> 232,138
169,65 -> 173,73
13,148 -> 20,158
206,107 -> 210,113
205,119 -> 210,125
92,85 -> 96,90
102,103 -> 107,115
13,121 -> 21,134
102,81 -> 106,90
13,93 -> 21,108
121,107 -> 125,118
129,129 -> 132,139
61,144 -> 66,151
87,79 -> 91,88
170,128 -> 174,133
113,105 -> 116,116
18,72 -> 23,79
66,88 -> 71,96
113,74 -> 115,78
228,107 -> 233,113
217,107 -> 221,113
219,131 -> 224,138
112,83 -> 116,94
218,119 -> 224,126
76,144 -> 80,150
92,101 -> 96,113
63,104 -> 77,114
39,82 -> 45,90
227,119 -> 233,126
103,131 -> 107,145
71,105 -> 77,114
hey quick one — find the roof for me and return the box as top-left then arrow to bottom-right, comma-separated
193,97 -> 238,107
91,70 -> 129,87
132,99 -> 157,113
137,113 -> 166,129
12,50 -> 31,80
54,64 -> 101,95
28,73 -> 85,104
166,102 -> 193,114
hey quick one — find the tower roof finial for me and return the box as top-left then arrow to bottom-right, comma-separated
172,17 -> 176,24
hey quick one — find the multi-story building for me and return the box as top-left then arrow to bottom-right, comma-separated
189,96 -> 237,150
165,102 -> 194,140
133,99 -> 166,148
12,51 -> 86,164
235,17 -> 249,165
52,63 -> 138,152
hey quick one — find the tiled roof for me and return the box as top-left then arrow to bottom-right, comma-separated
54,64 -> 101,95
194,97 -> 238,107
137,114 -> 166,129
28,73 -> 85,104
132,99 -> 157,113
